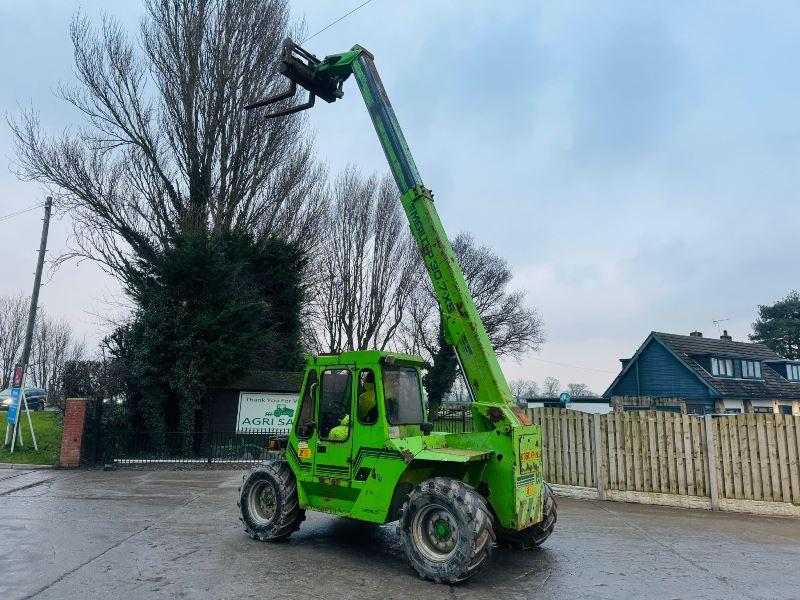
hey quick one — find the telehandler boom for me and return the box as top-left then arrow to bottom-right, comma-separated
238,39 -> 556,583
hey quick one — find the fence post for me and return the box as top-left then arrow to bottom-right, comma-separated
206,430 -> 213,464
593,413 -> 605,500
704,414 -> 720,511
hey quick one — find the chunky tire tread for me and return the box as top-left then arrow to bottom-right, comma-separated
495,482 -> 557,550
238,460 -> 305,542
399,477 -> 495,584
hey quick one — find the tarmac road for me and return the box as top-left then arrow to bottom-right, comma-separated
0,469 -> 798,599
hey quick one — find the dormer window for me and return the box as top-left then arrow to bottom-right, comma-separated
788,364 -> 800,381
741,360 -> 762,379
711,357 -> 733,377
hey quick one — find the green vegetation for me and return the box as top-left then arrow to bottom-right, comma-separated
107,231 -> 306,434
751,291 -> 800,359
0,412 -> 63,465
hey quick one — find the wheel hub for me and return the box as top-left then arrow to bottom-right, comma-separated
411,503 -> 459,562
248,479 -> 277,525
434,518 -> 452,541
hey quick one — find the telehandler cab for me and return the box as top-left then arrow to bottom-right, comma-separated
238,39 -> 556,583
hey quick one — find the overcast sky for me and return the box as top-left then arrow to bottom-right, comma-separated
1,1 -> 798,393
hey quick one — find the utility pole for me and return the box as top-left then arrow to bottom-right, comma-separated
7,197 -> 52,451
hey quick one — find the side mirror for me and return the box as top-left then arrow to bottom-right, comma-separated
420,422 -> 434,435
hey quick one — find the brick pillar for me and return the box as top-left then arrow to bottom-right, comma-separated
60,398 -> 88,468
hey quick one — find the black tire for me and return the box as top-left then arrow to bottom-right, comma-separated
238,461 -> 305,542
399,477 -> 495,584
496,482 -> 557,550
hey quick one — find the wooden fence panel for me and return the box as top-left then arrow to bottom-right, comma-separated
747,414 -> 762,500
681,414 -> 694,496
636,412 -> 645,492
757,415 -> 773,501
738,415 -> 752,500
728,417 -> 744,500
674,414 -> 686,496
638,413 -> 649,491
768,414 -> 784,502
527,409 -> 798,505
775,415 -> 791,504
582,413 -> 594,487
786,416 -> 800,502
648,413 -> 659,492
624,413 -> 634,491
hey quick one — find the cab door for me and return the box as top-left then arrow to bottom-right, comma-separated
350,368 -> 384,489
313,368 -> 354,496
288,369 -> 318,484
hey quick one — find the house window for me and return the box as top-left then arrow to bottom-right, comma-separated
752,406 -> 773,414
741,360 -> 762,379
787,364 -> 800,381
711,357 -> 733,377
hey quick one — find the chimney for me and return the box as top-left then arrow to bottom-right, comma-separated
689,330 -> 703,338
720,329 -> 732,341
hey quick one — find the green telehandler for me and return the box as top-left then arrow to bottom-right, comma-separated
238,39 -> 556,583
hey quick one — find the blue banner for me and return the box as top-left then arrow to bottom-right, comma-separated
7,387 -> 20,425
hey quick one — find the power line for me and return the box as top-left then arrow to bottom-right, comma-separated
301,0 -> 376,45
528,356 -> 616,375
0,203 -> 46,223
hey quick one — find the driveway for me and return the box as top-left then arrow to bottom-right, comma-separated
1,469 -> 798,599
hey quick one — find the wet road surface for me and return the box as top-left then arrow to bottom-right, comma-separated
0,469 -> 798,599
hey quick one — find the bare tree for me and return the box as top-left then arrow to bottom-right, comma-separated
29,311 -> 86,405
307,167 -> 420,353
566,382 -> 593,397
401,231 -> 545,362
509,379 -> 539,403
0,293 -> 28,388
542,376 -> 561,397
10,0 -> 324,287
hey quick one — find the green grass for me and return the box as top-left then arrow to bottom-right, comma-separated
0,411 -> 63,465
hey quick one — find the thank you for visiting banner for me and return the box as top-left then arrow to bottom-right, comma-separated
236,392 -> 297,432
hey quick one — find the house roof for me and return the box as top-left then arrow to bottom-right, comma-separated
604,331 -> 800,400
654,333 -> 800,399
654,332 -> 783,361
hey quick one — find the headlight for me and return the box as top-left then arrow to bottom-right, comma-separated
2,398 -> 11,406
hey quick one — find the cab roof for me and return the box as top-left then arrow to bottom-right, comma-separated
305,350 -> 425,368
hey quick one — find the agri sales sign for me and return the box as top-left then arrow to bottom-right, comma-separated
236,392 -> 297,433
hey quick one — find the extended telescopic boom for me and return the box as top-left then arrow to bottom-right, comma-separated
247,39 -> 530,431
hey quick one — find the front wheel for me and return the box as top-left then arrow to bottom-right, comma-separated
238,461 -> 305,541
496,482 -> 557,550
399,477 -> 495,583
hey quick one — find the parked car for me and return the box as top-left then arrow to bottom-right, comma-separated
0,387 -> 47,411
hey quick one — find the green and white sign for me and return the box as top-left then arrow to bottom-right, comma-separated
236,392 -> 297,432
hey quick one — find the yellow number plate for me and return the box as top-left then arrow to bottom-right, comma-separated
297,447 -> 312,459
520,449 -> 541,462
525,484 -> 537,497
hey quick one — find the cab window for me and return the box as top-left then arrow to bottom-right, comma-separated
357,369 -> 378,425
295,370 -> 317,439
319,369 -> 352,441
383,366 -> 424,425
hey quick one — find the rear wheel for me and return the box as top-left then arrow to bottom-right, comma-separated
399,477 -> 494,583
238,461 -> 305,541
496,482 -> 557,550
